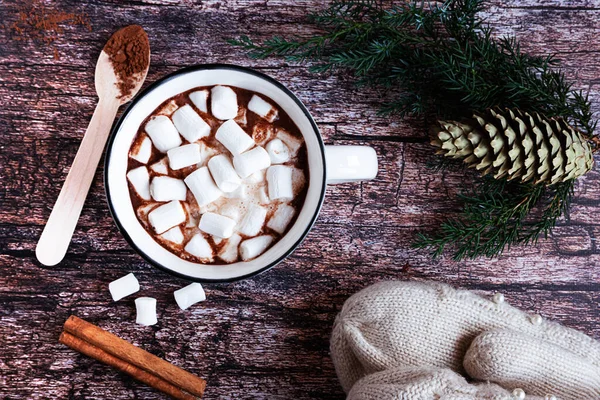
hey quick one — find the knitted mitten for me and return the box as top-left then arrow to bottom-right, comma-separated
331,281 -> 600,399
346,366 -> 545,400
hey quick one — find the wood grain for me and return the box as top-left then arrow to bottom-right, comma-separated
1,1 -> 600,399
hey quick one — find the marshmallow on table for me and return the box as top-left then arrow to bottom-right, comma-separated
248,95 -> 278,122
130,135 -> 153,164
233,146 -> 271,178
135,297 -> 157,326
127,166 -> 151,200
148,200 -> 186,234
150,157 -> 169,175
189,90 -> 209,113
267,203 -> 296,234
215,119 -> 255,155
184,233 -> 213,259
276,129 -> 303,156
145,115 -> 182,153
172,104 -> 211,143
184,167 -> 223,206
199,212 -> 236,239
211,85 -> 238,120
267,165 -> 294,200
167,143 -> 201,171
208,154 -> 242,193
238,205 -> 267,236
159,226 -> 184,245
240,235 -> 273,261
266,139 -> 290,164
219,233 -> 242,263
109,273 -> 140,301
174,283 -> 206,310
150,176 -> 187,202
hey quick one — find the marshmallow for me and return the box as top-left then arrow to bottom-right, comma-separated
252,123 -> 274,144
189,90 -> 209,113
150,157 -> 169,175
109,273 -> 140,302
127,166 -> 151,200
135,297 -> 157,326
158,99 -> 178,116
233,146 -> 271,178
247,170 -> 266,184
223,184 -> 247,199
215,119 -> 255,155
266,139 -> 290,164
292,167 -> 306,196
219,203 -> 240,222
267,165 -> 294,200
147,200 -> 186,234
276,129 -> 303,156
183,202 -> 198,228
198,202 -> 218,215
258,187 -> 270,205
267,203 -> 296,234
150,176 -> 187,202
208,154 -> 242,193
234,108 -> 247,126
136,202 -> 159,222
199,212 -> 236,239
184,233 -> 213,259
185,167 -> 223,206
130,135 -> 153,164
219,233 -> 242,263
167,143 -> 201,170
174,282 -> 206,310
211,85 -> 238,120
145,115 -> 182,153
199,142 -> 218,165
237,205 -> 267,236
159,226 -> 184,244
240,235 -> 273,261
172,104 -> 211,143
248,95 -> 278,122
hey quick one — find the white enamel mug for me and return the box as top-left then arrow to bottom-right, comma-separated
105,65 -> 378,282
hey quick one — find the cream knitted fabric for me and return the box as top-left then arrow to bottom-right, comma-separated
331,280 -> 600,400
347,366 -> 537,400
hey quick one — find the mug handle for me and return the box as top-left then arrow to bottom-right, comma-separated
324,145 -> 378,184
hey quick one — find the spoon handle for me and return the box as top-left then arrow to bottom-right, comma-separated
36,98 -> 120,266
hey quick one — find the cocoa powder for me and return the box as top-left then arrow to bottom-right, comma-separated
7,0 -> 91,59
103,25 -> 149,99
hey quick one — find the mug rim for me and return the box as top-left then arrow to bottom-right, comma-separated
103,64 -> 327,283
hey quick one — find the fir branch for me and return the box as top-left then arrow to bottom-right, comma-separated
230,0 -> 596,260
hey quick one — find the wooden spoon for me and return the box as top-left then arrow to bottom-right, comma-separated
36,26 -> 150,266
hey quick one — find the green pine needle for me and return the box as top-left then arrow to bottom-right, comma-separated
229,0 -> 596,260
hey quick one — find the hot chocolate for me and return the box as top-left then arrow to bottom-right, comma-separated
126,85 -> 309,264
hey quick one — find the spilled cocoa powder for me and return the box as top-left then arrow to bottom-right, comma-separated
103,25 -> 149,99
7,0 -> 91,59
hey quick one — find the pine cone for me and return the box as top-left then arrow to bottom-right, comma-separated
431,108 -> 595,184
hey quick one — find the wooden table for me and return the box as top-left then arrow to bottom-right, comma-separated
1,1 -> 599,398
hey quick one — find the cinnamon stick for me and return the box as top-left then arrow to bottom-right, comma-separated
62,316 -> 206,398
59,332 -> 196,400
